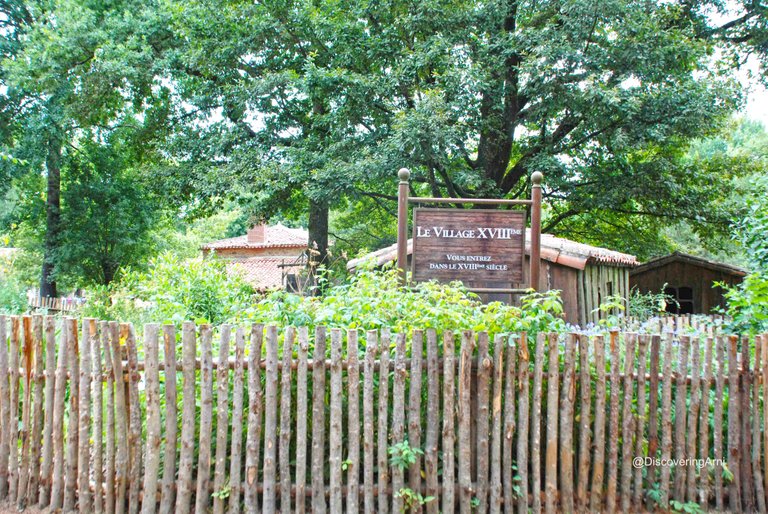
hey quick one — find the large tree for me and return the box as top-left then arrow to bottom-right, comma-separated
165,0 -> 751,258
1,0 -> 177,290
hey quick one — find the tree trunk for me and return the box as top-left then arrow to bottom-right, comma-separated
307,197 -> 329,293
40,135 -> 62,298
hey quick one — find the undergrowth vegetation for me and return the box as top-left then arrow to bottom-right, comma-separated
78,253 -> 566,337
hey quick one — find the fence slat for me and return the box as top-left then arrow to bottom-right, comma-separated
40,316 -> 57,507
763,334 -> 768,511
63,318 -> 80,513
377,329 -> 391,514
619,333 -> 636,512
502,334 -> 517,514
751,334 -> 766,513
544,333 -> 559,514
213,325 -> 232,514
8,317 -> 20,503
589,335 -> 606,512
104,322 -> 116,514
363,331 -> 377,514
425,329 -> 440,514
27,316 -> 45,507
92,320 -> 104,514
111,321 -> 129,514
261,325 -> 279,514
714,335 -> 725,510
175,322 -> 197,513
278,327 -> 294,513
44,319 -> 70,510
159,325 -> 178,514
77,318 -> 93,513
673,334 -> 691,502
605,331 -> 621,513
633,335 -> 650,505
329,328 -> 344,513
559,333 -> 576,514
392,332 -> 408,513
442,330 -> 456,514
530,332 -> 545,514
476,331 -> 491,513
408,329 -> 424,506
0,315 -> 9,501
741,335 -> 755,512
126,324 -> 142,514
698,336 -> 714,506
311,326 -> 328,514
727,335 -> 742,512
141,324 -> 161,514
576,334 -> 591,511
16,317 -> 33,509
516,335 -> 530,514
194,324 -> 215,514
458,330 -> 474,514
245,324 -> 264,514
295,327 -> 310,514
489,334 -> 505,514
646,334 -> 661,509
659,332 -> 674,507
229,327 -> 246,514
347,329 -> 360,514
685,335 -> 702,503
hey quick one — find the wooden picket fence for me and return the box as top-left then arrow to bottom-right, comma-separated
0,315 -> 767,513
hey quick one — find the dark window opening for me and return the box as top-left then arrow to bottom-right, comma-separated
664,286 -> 694,314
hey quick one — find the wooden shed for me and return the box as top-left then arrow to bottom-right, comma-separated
347,230 -> 639,327
629,251 -> 747,314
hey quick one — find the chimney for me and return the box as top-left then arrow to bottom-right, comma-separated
247,224 -> 266,243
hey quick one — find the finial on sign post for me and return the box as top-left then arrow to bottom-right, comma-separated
398,167 -> 411,183
531,171 -> 543,186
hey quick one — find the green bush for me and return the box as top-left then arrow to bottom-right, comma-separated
0,248 -> 39,314
721,176 -> 768,334
83,256 -> 567,339
81,252 -> 256,326
249,264 -> 566,336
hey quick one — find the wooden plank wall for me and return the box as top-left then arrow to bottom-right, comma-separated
0,314 -> 767,513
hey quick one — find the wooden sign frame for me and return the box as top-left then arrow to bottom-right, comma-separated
396,168 -> 543,293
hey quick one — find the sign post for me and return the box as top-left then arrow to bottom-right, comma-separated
396,168 -> 543,294
396,168 -> 411,282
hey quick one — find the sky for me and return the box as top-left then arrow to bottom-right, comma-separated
743,74 -> 768,127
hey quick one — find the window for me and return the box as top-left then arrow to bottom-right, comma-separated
663,286 -> 694,314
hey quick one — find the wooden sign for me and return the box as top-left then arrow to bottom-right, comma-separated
411,208 -> 526,287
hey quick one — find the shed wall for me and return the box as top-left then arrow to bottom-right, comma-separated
630,261 -> 743,314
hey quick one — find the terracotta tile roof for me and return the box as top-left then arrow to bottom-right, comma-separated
201,223 -> 308,250
347,229 -> 638,271
226,257 -> 290,290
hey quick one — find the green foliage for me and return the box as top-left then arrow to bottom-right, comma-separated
394,488 -> 435,512
628,286 -> 675,321
720,175 -> 768,334
81,252 -> 255,326
0,255 -> 28,314
388,441 -> 423,472
594,294 -> 627,329
0,248 -> 40,313
670,500 -> 704,514
251,265 -> 566,335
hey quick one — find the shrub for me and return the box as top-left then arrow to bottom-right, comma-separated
720,176 -> 768,334
81,252 -> 256,326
